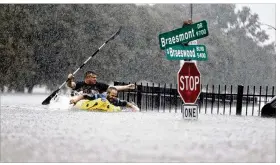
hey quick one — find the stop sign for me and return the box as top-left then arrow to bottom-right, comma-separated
177,62 -> 201,104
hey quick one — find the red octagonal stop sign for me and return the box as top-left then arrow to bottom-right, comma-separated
177,62 -> 201,104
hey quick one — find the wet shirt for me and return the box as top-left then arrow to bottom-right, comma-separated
108,98 -> 127,107
73,81 -> 109,94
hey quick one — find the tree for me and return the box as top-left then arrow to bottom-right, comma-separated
0,4 -> 275,93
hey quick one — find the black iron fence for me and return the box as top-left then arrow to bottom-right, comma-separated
114,81 -> 275,116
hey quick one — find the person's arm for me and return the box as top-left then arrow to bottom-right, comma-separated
67,74 -> 76,89
70,93 -> 102,104
70,94 -> 85,104
126,102 -> 140,112
114,84 -> 136,91
113,99 -> 139,112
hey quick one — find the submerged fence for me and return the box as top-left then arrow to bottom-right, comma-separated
114,81 -> 275,116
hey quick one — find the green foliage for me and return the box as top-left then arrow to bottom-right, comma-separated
0,4 -> 275,93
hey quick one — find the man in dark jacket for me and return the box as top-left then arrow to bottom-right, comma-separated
67,70 -> 135,99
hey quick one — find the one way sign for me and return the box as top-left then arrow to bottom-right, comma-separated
182,104 -> 198,120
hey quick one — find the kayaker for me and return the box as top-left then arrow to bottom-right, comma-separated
67,70 -> 135,95
70,86 -> 140,112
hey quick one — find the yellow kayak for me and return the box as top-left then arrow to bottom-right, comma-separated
74,98 -> 121,112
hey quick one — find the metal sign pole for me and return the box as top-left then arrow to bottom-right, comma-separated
190,4 -> 193,21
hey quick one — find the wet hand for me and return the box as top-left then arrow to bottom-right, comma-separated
68,73 -> 74,80
127,84 -> 136,90
70,99 -> 76,104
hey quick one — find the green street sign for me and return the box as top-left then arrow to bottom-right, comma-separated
158,20 -> 209,50
165,45 -> 208,61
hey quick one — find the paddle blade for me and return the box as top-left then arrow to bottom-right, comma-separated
116,26 -> 122,35
109,26 -> 122,41
42,89 -> 60,105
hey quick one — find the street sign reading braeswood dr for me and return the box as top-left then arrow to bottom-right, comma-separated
159,20 -> 209,50
177,62 -> 201,104
165,45 -> 208,61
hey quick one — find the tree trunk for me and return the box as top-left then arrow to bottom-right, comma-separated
16,86 -> 25,93
27,85 -> 34,93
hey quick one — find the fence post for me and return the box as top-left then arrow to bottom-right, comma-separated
157,83 -> 161,111
236,85 -> 244,115
137,83 -> 142,111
